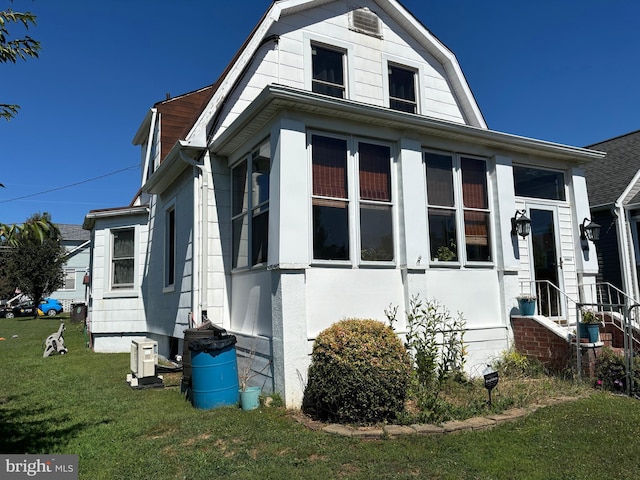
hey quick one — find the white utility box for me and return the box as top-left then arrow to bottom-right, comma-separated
130,338 -> 158,379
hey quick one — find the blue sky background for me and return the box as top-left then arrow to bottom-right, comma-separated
1,0 -> 638,225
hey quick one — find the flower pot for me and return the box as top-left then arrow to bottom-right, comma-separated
578,322 -> 600,343
239,386 -> 261,411
517,298 -> 536,316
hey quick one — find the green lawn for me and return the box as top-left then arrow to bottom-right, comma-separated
2,318 -> 640,479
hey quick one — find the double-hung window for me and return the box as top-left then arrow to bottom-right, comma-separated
232,141 -> 270,269
425,152 -> 491,263
311,134 -> 394,262
359,142 -> 393,261
165,207 -> 176,288
111,228 -> 135,289
388,64 -> 417,113
62,269 -> 75,290
311,44 -> 345,98
311,135 -> 349,260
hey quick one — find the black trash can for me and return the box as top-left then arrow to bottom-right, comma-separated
70,303 -> 87,323
189,334 -> 239,409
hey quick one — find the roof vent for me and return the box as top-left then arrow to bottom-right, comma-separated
349,7 -> 381,38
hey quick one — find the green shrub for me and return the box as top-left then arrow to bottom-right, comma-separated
404,295 -> 466,389
303,318 -> 412,424
492,348 -> 545,378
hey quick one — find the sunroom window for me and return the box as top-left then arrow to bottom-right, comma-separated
358,142 -> 393,261
311,134 -> 394,263
312,44 -> 345,98
425,152 -> 491,263
513,166 -> 566,201
232,141 -> 270,269
311,135 -> 349,260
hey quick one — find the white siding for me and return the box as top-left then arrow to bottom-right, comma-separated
213,0 -> 465,141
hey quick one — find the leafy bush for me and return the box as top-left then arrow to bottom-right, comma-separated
492,348 -> 546,378
595,346 -> 640,394
303,318 -> 412,424
403,295 -> 466,389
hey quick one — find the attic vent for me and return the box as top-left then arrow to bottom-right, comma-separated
349,7 -> 381,38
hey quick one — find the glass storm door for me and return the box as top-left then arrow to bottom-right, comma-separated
530,208 -> 563,317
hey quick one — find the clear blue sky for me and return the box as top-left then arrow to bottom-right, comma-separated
1,0 -> 638,225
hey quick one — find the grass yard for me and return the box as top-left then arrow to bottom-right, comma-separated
2,318 -> 640,479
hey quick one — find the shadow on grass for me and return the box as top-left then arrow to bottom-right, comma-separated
0,393 -> 100,453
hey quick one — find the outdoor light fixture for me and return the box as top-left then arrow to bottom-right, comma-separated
511,209 -> 531,238
580,218 -> 601,242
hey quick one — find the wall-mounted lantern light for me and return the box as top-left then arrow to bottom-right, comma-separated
511,209 -> 531,239
580,218 -> 601,243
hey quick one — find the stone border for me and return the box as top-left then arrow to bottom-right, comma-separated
291,395 -> 581,438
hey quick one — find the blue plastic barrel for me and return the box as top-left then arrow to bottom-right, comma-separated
190,336 -> 239,409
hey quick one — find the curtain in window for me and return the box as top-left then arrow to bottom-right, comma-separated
461,157 -> 488,209
359,143 -> 391,201
425,153 -> 454,207
312,135 -> 347,198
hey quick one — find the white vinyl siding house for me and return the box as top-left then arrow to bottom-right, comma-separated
83,0 -> 603,406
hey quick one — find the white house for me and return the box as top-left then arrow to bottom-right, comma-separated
83,0 -> 604,406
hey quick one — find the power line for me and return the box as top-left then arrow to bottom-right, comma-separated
0,164 -> 140,204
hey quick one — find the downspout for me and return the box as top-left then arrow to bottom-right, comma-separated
179,146 -> 208,326
613,168 -> 640,301
613,204 -> 639,301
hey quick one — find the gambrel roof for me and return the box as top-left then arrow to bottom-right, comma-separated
183,0 -> 488,149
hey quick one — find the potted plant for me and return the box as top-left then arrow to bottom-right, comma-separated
238,346 -> 270,411
580,310 -> 601,343
516,295 -> 537,316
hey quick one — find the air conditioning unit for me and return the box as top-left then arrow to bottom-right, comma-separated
127,339 -> 163,388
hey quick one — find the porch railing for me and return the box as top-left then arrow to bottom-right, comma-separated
519,280 -> 579,325
579,282 -> 640,329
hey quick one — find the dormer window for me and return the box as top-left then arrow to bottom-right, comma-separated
388,64 -> 417,113
312,44 -> 345,99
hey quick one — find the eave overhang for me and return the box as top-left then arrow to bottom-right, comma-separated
83,205 -> 149,230
211,84 -> 606,164
141,140 -> 206,194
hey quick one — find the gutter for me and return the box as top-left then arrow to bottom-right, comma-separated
65,240 -> 90,258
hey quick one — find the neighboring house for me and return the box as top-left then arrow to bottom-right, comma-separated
84,0 -> 603,407
49,224 -> 91,311
83,205 -> 150,351
583,130 -> 640,302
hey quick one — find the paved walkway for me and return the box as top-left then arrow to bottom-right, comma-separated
291,395 -> 581,438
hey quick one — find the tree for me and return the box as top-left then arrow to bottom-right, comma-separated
1,2 -> 41,121
5,213 -> 65,316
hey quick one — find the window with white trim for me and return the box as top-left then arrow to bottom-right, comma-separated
311,44 -> 345,98
232,141 -> 270,269
165,207 -> 176,288
425,152 -> 491,263
111,228 -> 135,289
388,64 -> 417,113
311,133 -> 394,262
61,268 -> 75,290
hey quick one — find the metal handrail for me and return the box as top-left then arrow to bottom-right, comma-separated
519,280 -> 579,323
580,282 -> 640,328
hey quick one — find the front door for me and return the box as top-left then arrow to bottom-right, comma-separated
530,207 -> 563,317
